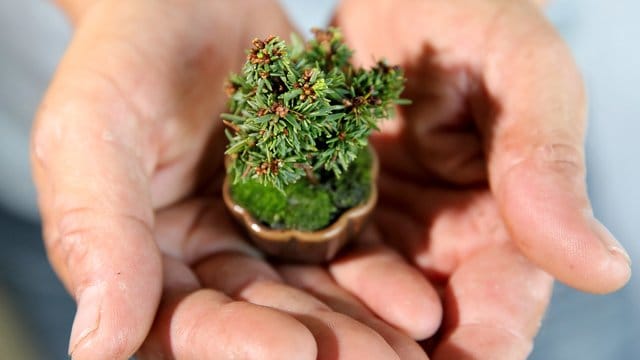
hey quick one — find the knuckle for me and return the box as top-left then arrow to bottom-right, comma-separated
47,207 -> 154,292
495,140 -> 586,194
59,230 -> 92,279
31,100 -> 105,171
31,110 -> 59,169
47,208 -> 97,287
535,142 -> 585,176
220,301 -> 317,360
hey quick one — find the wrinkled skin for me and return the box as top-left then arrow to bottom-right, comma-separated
31,0 -> 630,359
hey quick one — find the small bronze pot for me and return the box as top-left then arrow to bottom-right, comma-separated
222,148 -> 379,263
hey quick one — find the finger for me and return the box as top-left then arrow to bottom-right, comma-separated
329,243 -> 442,340
433,243 -> 553,360
32,79 -> 161,359
139,256 -> 317,360
479,1 -> 631,293
196,252 -> 400,360
157,202 -> 401,358
279,265 -> 430,359
31,4 -> 195,358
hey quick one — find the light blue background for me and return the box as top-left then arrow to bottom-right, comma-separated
0,0 -> 638,358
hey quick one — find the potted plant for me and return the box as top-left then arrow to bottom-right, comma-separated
221,28 -> 407,263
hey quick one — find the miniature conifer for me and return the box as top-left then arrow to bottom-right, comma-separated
223,28 -> 406,231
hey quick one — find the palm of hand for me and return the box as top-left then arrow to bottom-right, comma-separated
369,53 -> 553,358
332,0 -> 616,357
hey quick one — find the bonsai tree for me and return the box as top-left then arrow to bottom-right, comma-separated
222,28 -> 406,232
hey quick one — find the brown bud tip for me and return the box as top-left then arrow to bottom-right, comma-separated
303,68 -> 314,79
224,81 -> 237,97
252,38 -> 265,49
311,28 -> 333,43
368,96 -> 382,105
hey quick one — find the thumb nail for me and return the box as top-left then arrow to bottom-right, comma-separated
590,218 -> 632,266
69,285 -> 103,356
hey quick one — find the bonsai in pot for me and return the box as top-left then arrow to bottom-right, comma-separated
221,28 -> 407,263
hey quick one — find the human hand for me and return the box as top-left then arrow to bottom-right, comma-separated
334,0 -> 632,357
32,1 -> 439,358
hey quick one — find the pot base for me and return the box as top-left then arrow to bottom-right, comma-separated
222,148 -> 379,263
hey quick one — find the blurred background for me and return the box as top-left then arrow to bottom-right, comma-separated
0,0 -> 638,358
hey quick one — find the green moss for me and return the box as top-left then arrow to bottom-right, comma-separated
326,147 -> 372,209
231,148 -> 372,231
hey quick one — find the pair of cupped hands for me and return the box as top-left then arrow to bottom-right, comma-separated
32,0 -> 631,359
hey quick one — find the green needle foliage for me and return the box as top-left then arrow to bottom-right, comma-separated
223,28 -> 406,230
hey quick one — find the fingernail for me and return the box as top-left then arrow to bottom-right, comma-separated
590,218 -> 632,266
69,285 -> 103,356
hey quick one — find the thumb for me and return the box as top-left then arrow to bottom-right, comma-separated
31,69 -> 162,358
480,7 -> 630,293
482,4 -> 631,294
